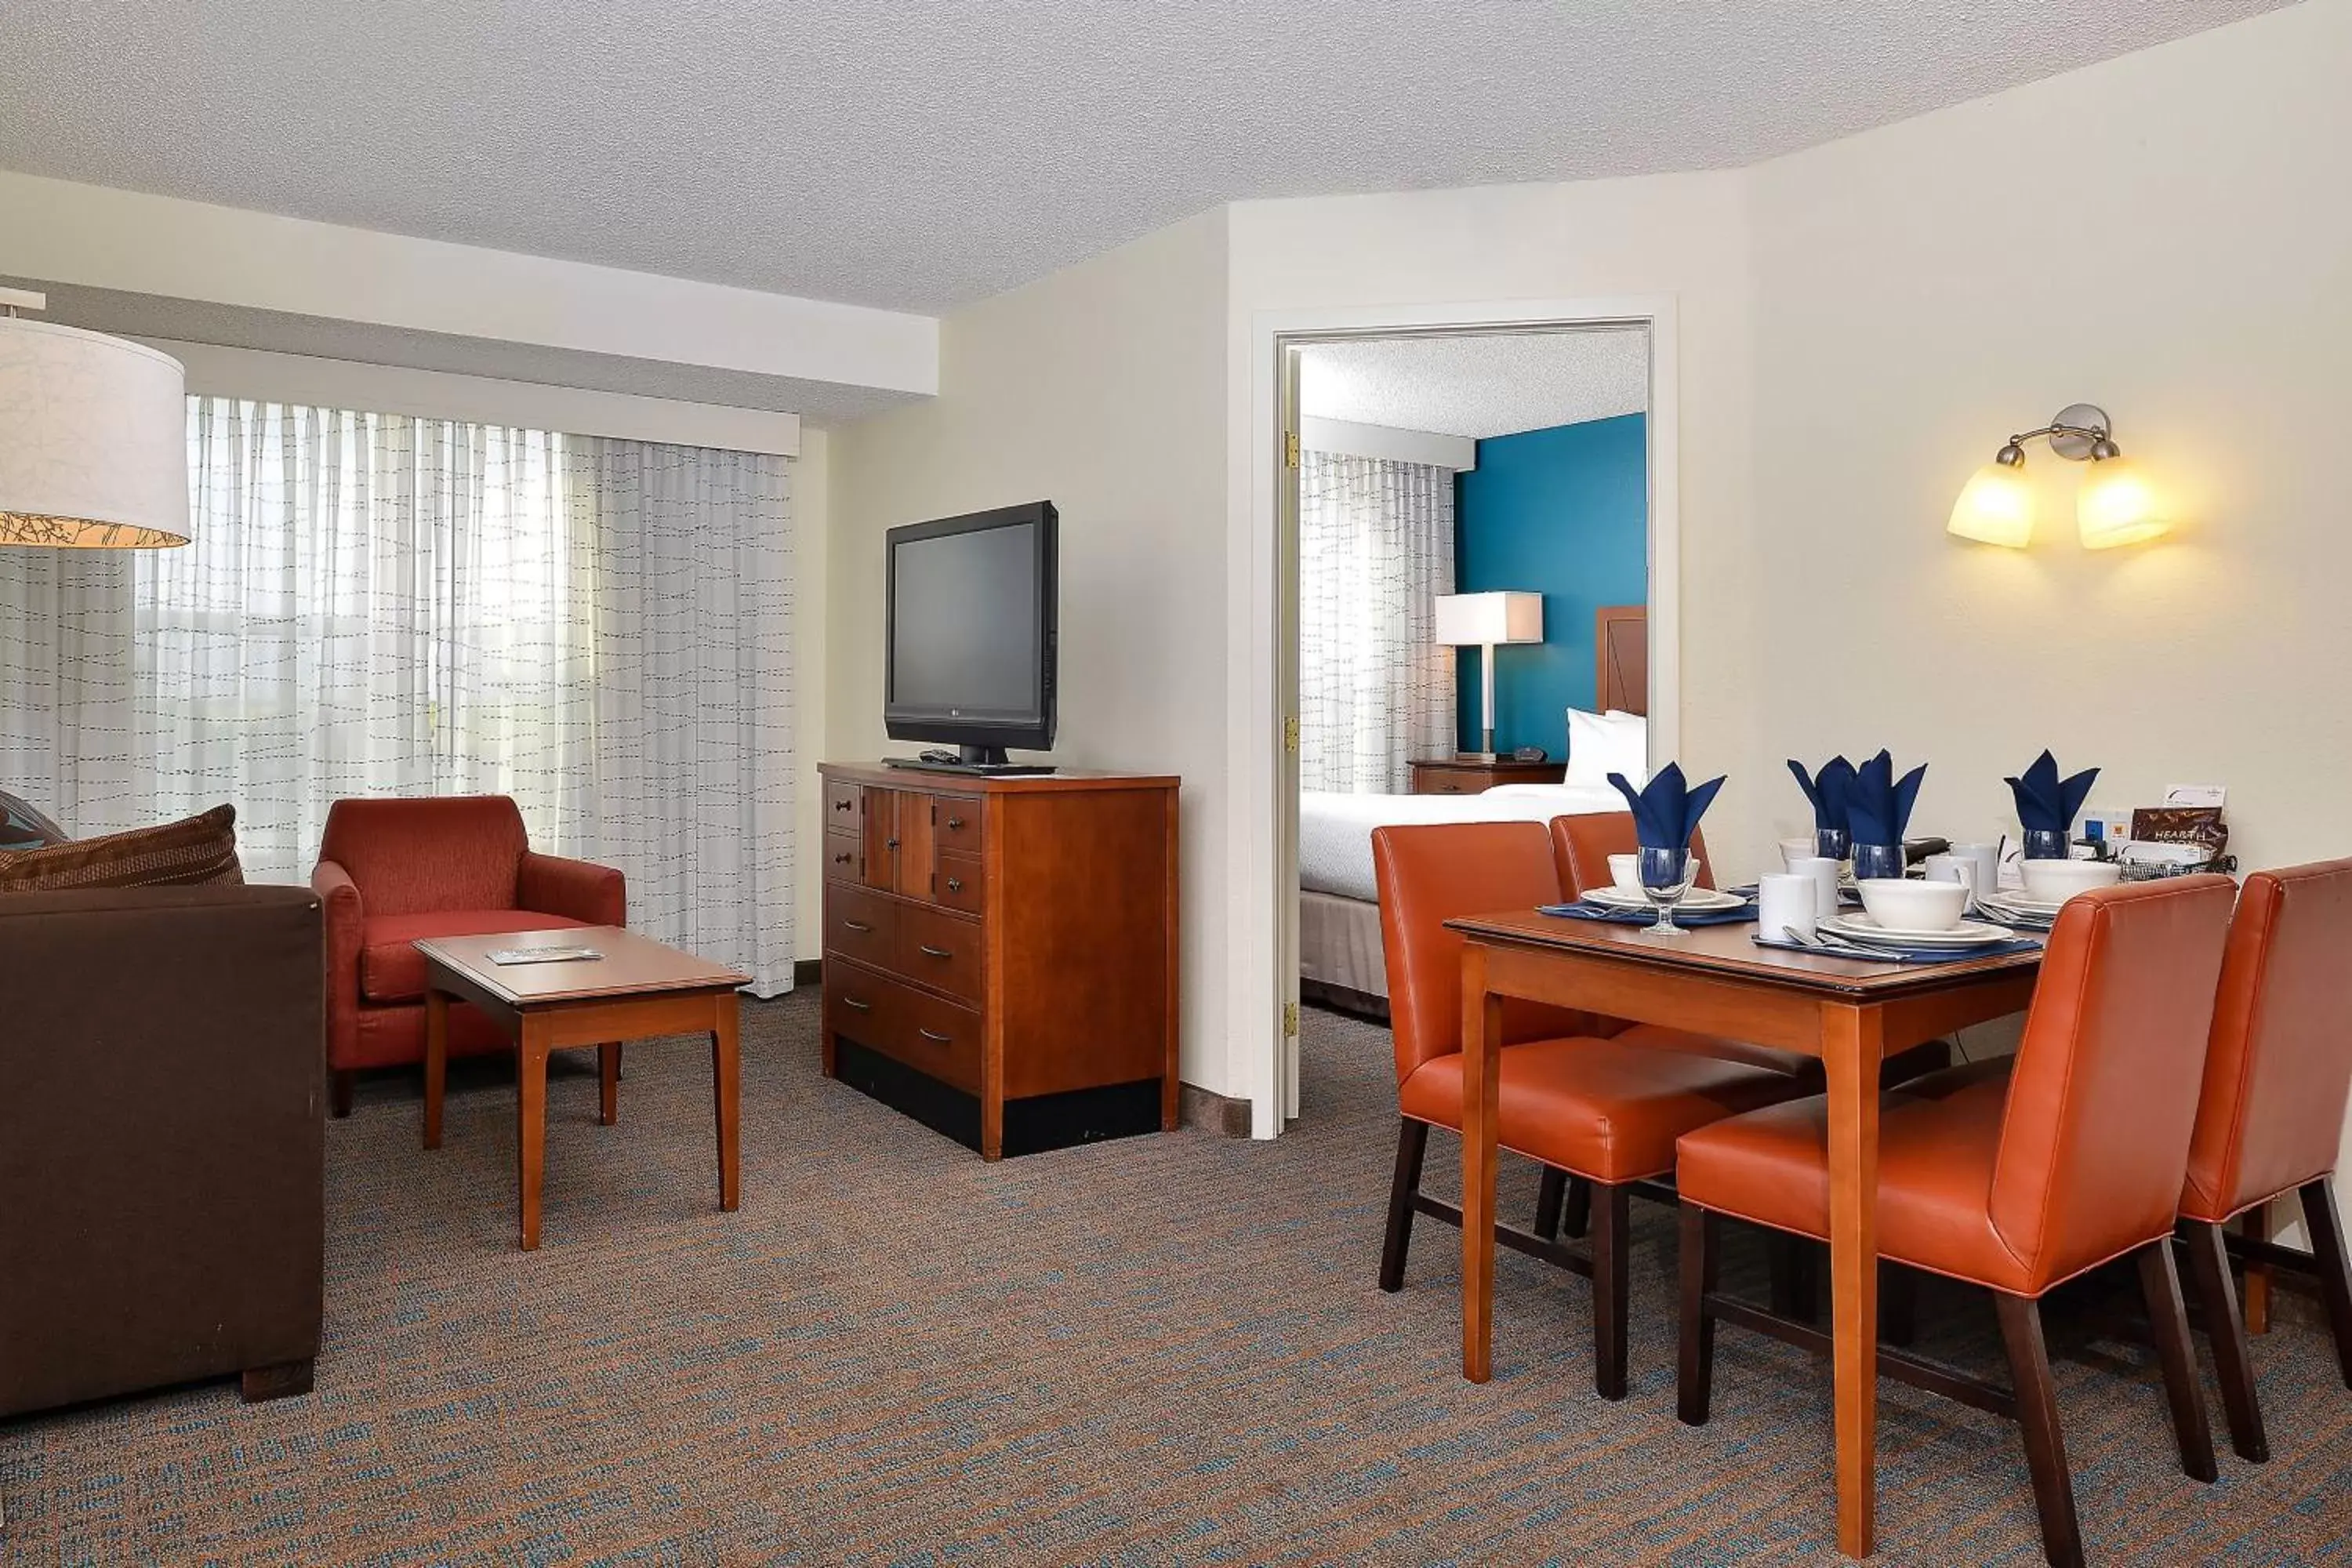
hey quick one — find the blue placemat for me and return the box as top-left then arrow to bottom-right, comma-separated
1541,900 -> 1761,927
1753,934 -> 2042,964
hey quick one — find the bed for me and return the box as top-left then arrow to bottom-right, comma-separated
1298,604 -> 1648,1015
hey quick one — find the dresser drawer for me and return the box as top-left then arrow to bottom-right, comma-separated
823,960 -> 900,1044
933,796 -> 985,855
935,850 -> 985,915
824,779 -> 863,829
895,983 -> 983,1094
823,960 -> 981,1095
823,882 -> 897,971
896,901 -> 982,1005
822,828 -> 863,884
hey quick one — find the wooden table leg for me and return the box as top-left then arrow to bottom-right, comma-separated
2243,1203 -> 2274,1335
517,1015 -> 550,1250
1824,1002 -> 1885,1559
423,989 -> 448,1150
712,993 -> 741,1213
1461,944 -> 1503,1383
598,1042 -> 620,1127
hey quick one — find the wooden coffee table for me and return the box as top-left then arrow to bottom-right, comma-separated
414,926 -> 750,1250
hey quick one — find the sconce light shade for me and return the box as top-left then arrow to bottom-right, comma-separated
1947,461 -> 2035,549
2076,455 -> 2169,550
0,308 -> 190,548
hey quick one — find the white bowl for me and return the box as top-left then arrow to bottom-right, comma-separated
1855,877 -> 1969,932
2020,857 -> 2122,902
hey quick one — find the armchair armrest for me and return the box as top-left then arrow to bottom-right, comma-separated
311,858 -> 365,1072
519,850 -> 625,927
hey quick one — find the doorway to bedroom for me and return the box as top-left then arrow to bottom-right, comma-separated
1273,319 -> 1667,1123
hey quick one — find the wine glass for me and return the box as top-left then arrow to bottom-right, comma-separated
1851,841 -> 1905,884
1815,826 -> 1852,865
1637,846 -> 1696,938
2022,829 -> 2070,862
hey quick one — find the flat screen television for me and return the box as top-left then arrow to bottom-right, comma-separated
884,501 -> 1058,770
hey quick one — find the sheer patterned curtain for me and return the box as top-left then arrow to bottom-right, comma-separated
0,397 -> 797,994
566,437 -> 797,997
1298,450 -> 1457,793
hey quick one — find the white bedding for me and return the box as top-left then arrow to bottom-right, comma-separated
1298,782 -> 1628,902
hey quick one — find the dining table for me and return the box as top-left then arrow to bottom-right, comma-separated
1445,906 -> 2045,1560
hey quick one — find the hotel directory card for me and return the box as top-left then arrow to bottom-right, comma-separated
487,946 -> 604,966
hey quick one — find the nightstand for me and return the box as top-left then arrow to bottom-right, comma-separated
1407,757 -> 1566,795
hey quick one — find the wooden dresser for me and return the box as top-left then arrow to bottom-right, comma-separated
1407,756 -> 1565,795
817,762 -> 1178,1160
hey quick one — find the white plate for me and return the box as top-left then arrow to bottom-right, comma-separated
1983,894 -> 2067,916
1583,885 -> 1750,913
1821,913 -> 2015,947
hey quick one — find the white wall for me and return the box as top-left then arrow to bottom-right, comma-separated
1744,0 -> 2352,1199
827,209 -> 1233,1086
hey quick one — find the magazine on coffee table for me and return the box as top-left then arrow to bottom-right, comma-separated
486,946 -> 604,966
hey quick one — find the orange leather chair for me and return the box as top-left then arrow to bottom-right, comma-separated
2175,860 -> 2352,1463
1370,819 -> 1809,1398
312,796 -> 625,1115
1673,877 -> 2237,1568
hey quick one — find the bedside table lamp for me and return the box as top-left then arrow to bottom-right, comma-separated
1,286 -> 189,549
1434,590 -> 1542,762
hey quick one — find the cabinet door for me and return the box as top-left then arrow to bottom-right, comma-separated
859,789 -> 898,892
892,792 -> 938,902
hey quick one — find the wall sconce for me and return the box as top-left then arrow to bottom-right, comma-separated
1946,402 -> 2169,550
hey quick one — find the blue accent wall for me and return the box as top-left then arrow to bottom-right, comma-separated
1454,413 -> 1648,755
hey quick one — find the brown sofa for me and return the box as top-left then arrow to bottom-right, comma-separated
0,883 -> 325,1415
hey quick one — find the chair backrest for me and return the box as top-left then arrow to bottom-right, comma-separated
1550,811 -> 1717,898
1988,875 -> 2237,1290
1370,820 -> 1600,1085
316,795 -> 530,916
2180,859 -> 2352,1221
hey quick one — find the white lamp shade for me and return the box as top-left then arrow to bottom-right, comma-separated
1946,462 -> 2034,549
1433,590 -> 1543,647
2076,455 -> 2169,550
0,316 -> 189,547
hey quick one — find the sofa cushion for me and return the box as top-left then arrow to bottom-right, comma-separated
360,909 -> 593,1004
0,804 -> 241,893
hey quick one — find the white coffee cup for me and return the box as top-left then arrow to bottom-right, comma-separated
1948,842 -> 2001,900
1786,855 -> 1842,920
1777,837 -> 1815,872
1759,873 -> 1818,942
1922,852 -> 1980,909
1609,852 -> 1640,891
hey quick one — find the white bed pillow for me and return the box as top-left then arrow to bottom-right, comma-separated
1565,707 -> 1649,789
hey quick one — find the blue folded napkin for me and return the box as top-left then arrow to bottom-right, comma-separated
1541,901 -> 1759,927
1606,762 -> 1725,851
1844,750 -> 1927,849
1752,934 -> 2043,964
2005,750 -> 2099,837
1787,756 -> 1857,833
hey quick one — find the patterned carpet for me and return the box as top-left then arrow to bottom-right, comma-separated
4,995 -> 2349,1566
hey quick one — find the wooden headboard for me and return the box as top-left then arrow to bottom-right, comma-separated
1595,605 -> 1648,717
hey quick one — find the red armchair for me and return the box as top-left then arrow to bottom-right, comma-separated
311,796 -> 625,1116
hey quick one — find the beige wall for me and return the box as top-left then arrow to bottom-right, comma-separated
826,208 -> 1232,1084
1744,0 -> 2352,1197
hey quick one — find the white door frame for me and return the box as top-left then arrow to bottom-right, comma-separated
1236,296 -> 1682,1138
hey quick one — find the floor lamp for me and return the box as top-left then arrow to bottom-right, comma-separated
1435,590 -> 1542,762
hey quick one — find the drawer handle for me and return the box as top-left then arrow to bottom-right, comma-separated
843,920 -> 873,934
842,996 -> 872,1013
946,815 -> 966,830
918,943 -> 952,959
885,837 -> 900,851
917,1027 -> 952,1045
833,797 -> 852,811
946,877 -> 964,894
832,851 -> 852,866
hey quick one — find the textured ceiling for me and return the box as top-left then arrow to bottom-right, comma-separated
1300,331 -> 1648,441
23,281 -> 923,425
0,1 -> 2292,314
